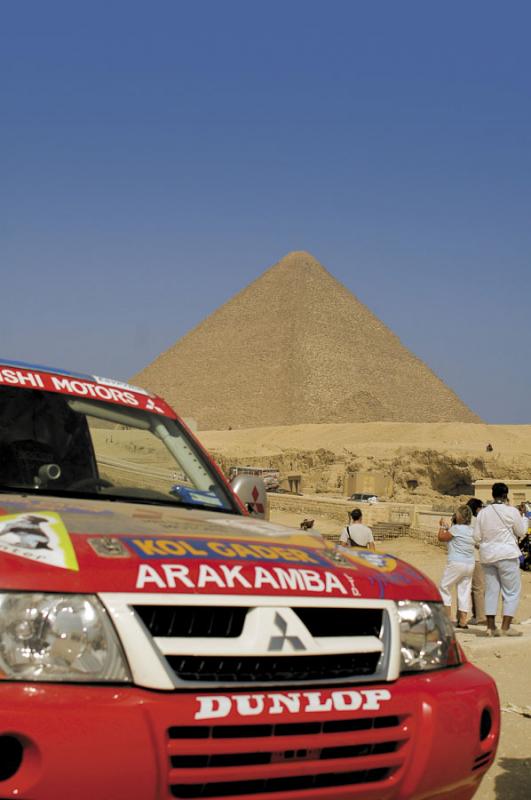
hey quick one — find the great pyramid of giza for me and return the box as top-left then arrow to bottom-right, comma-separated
134,252 -> 481,429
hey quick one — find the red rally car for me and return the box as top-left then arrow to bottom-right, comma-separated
0,359 -> 499,800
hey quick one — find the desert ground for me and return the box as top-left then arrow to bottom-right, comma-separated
268,507 -> 531,800
199,421 -> 531,800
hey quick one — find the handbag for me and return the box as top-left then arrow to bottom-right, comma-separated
344,525 -> 367,549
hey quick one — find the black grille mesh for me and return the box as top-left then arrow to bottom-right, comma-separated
168,715 -> 401,740
167,716 -> 403,798
170,768 -> 391,798
134,605 -> 383,639
134,606 -> 248,638
166,652 -> 380,682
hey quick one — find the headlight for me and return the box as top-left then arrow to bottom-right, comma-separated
397,600 -> 462,673
0,593 -> 131,682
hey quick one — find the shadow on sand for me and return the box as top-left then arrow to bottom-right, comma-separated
495,757 -> 531,799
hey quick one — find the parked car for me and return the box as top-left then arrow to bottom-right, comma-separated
0,358 -> 499,800
350,492 -> 379,503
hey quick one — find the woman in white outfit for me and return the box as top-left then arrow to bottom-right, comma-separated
438,505 -> 475,628
473,482 -> 528,637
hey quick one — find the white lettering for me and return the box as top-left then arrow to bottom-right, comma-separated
70,380 -> 89,396
136,564 -> 166,589
325,572 -> 349,595
134,562 -> 357,596
94,384 -> 112,400
360,689 -> 391,710
107,387 -> 123,402
193,689 -> 392,720
51,376 -> 73,392
195,696 -> 231,720
162,564 -> 195,588
0,369 -> 45,388
83,382 -> 98,398
268,693 -> 301,715
15,370 -> 40,387
234,695 -> 265,716
303,692 -> 333,713
345,574 -> 361,597
197,564 -> 226,588
331,691 -> 363,711
300,570 -> 325,592
0,369 -> 18,385
219,564 -> 252,589
254,566 -> 280,590
122,391 -> 139,406
273,568 -> 305,592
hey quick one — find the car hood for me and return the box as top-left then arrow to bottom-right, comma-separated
0,493 -> 439,601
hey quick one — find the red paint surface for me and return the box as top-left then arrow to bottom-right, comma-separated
0,362 -> 176,417
0,665 -> 499,800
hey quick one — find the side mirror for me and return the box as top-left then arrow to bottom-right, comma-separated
230,475 -> 269,520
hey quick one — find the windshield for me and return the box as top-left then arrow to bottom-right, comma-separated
0,387 -> 237,512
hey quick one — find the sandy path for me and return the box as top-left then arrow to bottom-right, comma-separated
270,508 -> 531,800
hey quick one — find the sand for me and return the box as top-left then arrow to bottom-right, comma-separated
271,506 -> 531,800
201,420 -> 531,503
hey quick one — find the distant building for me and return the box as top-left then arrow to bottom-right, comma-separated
474,479 -> 531,505
344,470 -> 392,499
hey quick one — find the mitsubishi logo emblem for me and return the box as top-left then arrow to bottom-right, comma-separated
268,612 -> 306,652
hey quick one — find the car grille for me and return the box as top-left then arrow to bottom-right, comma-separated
166,653 -> 381,682
130,602 -> 392,688
167,714 -> 408,798
135,606 -> 383,639
135,606 -> 248,638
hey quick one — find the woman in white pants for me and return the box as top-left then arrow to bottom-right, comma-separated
438,505 -> 475,628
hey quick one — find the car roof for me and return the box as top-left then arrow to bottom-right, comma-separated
0,358 -> 136,387
0,358 -> 176,419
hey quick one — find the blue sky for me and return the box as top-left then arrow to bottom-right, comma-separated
1,1 -> 530,423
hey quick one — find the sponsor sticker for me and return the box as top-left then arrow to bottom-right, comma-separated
170,486 -> 224,508
135,561 -> 355,595
342,549 -> 398,573
93,375 -> 149,396
88,537 -> 131,558
194,689 -> 392,720
126,536 -> 331,567
0,512 -> 79,570
0,365 -> 175,417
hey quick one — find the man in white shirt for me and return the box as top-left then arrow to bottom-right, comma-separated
474,482 -> 528,637
339,508 -> 376,551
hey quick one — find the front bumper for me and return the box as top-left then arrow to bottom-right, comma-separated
0,663 -> 499,800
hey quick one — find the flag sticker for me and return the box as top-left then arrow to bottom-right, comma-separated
0,512 -> 79,571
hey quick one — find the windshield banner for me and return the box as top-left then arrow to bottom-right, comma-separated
0,364 -> 176,418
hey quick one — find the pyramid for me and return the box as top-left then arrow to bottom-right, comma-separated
133,252 -> 481,429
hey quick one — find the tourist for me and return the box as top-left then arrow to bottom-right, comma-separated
339,508 -> 376,551
466,497 -> 486,625
474,482 -> 528,636
438,505 -> 475,628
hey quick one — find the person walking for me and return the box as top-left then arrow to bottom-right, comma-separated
438,505 -> 475,628
466,497 -> 486,625
474,482 -> 528,636
339,508 -> 376,551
